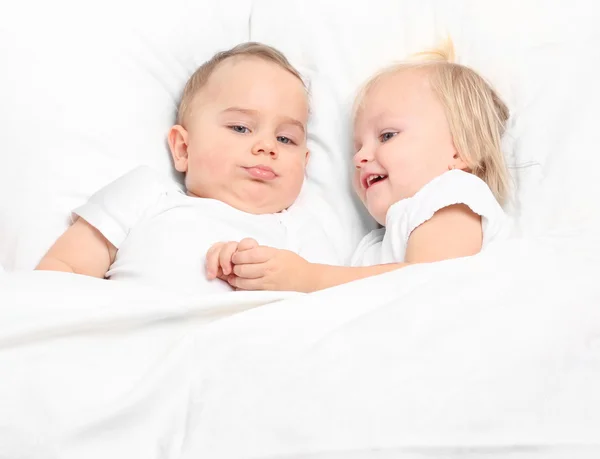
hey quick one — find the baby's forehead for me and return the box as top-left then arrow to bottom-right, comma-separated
200,57 -> 307,106
212,56 -> 305,90
354,68 -> 433,118
371,67 -> 432,97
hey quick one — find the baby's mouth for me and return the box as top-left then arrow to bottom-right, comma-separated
244,165 -> 277,180
365,174 -> 387,189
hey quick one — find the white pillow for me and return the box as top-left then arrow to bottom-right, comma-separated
0,0 -> 252,270
249,0 -> 600,249
430,0 -> 600,237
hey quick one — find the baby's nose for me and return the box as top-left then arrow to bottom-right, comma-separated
252,138 -> 277,157
353,150 -> 369,168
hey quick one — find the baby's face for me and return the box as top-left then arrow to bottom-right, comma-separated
352,69 -> 457,225
176,57 -> 309,214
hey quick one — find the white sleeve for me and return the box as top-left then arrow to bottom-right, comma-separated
389,170 -> 505,240
73,166 -> 173,248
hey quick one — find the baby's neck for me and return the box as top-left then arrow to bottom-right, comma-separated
185,189 -> 288,215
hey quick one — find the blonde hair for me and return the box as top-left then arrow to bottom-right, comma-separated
177,42 -> 305,126
355,39 -> 510,205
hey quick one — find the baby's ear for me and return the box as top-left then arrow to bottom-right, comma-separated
451,152 -> 470,172
168,125 -> 189,173
304,149 -> 310,167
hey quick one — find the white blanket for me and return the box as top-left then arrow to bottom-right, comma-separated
1,235 -> 599,458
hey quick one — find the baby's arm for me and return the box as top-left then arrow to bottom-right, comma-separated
308,204 -> 482,289
404,204 -> 482,262
229,204 -> 482,292
227,248 -> 403,292
304,262 -> 406,291
35,217 -> 117,278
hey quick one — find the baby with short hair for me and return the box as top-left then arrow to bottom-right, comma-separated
215,40 -> 511,292
36,42 -> 336,293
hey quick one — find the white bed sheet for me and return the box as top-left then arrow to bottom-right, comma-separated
1,236 -> 599,458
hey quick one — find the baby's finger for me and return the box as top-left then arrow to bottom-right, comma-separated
231,246 -> 273,265
237,237 -> 259,252
232,262 -> 267,279
219,241 -> 238,275
215,266 -> 227,281
228,274 -> 268,291
205,242 -> 225,279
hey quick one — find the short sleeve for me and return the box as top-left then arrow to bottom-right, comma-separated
386,170 -> 507,247
73,166 -> 176,248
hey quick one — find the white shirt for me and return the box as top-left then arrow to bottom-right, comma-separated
351,170 -> 510,266
74,166 -> 338,294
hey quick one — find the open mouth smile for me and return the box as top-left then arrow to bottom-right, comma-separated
362,173 -> 388,189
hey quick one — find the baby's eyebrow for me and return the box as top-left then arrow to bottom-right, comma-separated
220,106 -> 259,117
279,115 -> 306,134
221,107 -> 305,134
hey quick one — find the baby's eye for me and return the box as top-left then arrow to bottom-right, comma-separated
379,132 -> 398,142
277,136 -> 295,145
230,125 -> 250,134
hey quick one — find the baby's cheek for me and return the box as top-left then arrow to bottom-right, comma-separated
195,153 -> 229,176
351,173 -> 362,196
291,163 -> 308,192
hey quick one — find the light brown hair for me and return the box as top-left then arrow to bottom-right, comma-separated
177,42 -> 305,126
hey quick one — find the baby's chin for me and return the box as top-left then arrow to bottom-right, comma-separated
367,202 -> 389,227
238,186 -> 299,214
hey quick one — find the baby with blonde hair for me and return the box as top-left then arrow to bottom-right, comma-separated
207,40 -> 511,292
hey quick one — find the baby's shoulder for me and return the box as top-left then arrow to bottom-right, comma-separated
383,170 -> 509,251
97,165 -> 182,202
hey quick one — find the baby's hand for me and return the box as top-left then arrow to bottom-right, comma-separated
205,238 -> 258,281
227,246 -> 314,293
